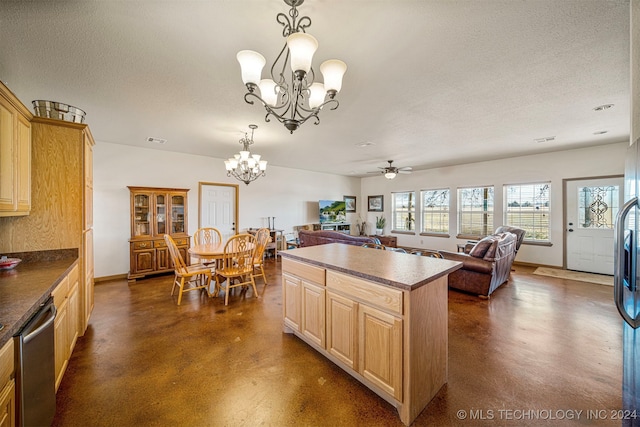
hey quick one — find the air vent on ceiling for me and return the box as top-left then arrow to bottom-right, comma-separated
534,136 -> 555,143
593,104 -> 614,111
146,137 -> 167,144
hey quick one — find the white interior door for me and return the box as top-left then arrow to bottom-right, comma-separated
199,183 -> 237,239
566,177 -> 623,275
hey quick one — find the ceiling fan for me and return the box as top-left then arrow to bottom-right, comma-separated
368,160 -> 412,179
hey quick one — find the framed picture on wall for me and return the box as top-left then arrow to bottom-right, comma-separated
344,196 -> 356,213
368,195 -> 383,212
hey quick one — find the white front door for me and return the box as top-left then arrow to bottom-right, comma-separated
198,183 -> 238,239
566,177 -> 623,275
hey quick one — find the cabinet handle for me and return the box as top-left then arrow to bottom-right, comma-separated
140,243 -> 147,248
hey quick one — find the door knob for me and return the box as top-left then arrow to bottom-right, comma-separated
568,228 -> 574,232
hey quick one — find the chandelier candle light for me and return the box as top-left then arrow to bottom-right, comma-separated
237,0 -> 347,133
224,124 -> 268,185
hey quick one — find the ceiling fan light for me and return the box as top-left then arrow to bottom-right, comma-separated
258,79 -> 279,107
320,59 -> 347,93
385,172 -> 397,179
286,32 -> 318,75
237,50 -> 266,86
308,82 -> 326,109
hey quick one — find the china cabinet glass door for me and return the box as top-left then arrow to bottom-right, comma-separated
155,194 -> 166,235
171,195 -> 185,233
133,194 -> 150,237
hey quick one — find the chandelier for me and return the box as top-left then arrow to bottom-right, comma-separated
236,0 -> 347,134
224,124 -> 268,185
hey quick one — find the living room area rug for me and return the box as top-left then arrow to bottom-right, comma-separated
533,267 -> 613,286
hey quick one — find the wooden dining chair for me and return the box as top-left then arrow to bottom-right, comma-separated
193,227 -> 223,265
251,228 -> 271,286
164,234 -> 212,305
215,233 -> 258,306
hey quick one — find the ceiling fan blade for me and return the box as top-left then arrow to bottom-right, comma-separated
398,166 -> 412,171
398,170 -> 412,174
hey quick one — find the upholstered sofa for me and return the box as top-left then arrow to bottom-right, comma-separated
438,231 -> 519,297
298,230 -> 380,247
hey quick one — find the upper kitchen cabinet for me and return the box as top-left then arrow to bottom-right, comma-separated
0,81 -> 32,216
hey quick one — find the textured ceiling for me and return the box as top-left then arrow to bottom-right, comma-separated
0,0 -> 631,177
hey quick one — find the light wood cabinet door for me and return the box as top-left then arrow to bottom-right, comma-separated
283,273 -> 302,332
0,95 -> 16,211
16,114 -> 30,212
301,280 -> 325,348
0,86 -> 31,216
0,379 -> 15,427
359,304 -> 403,401
68,280 -> 80,355
83,133 -> 93,229
83,229 -> 94,332
326,291 -> 357,370
0,340 -> 14,427
54,297 -> 69,391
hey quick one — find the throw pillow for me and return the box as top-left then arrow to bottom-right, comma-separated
469,236 -> 495,258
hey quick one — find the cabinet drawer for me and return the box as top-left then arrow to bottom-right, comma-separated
154,238 -> 187,248
52,275 -> 70,308
68,264 -> 79,285
282,258 -> 325,285
132,241 -> 152,250
326,270 -> 403,315
0,341 -> 14,386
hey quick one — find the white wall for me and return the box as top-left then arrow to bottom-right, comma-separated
95,141 -> 627,277
94,142 -> 361,277
360,142 -> 628,267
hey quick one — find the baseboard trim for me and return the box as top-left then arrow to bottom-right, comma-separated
95,273 -> 128,283
512,260 -> 561,269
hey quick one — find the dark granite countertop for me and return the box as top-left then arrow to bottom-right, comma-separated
0,249 -> 78,346
280,243 -> 462,291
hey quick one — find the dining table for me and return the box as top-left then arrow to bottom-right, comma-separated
188,242 -> 227,262
188,240 -> 257,295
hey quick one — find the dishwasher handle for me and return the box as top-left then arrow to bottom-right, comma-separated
22,301 -> 56,345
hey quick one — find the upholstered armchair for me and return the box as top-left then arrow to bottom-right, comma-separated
439,230 -> 521,297
462,226 -> 526,254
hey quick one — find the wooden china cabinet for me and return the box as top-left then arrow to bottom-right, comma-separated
127,186 -> 190,283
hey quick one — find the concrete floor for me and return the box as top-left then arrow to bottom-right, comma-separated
53,261 -> 622,426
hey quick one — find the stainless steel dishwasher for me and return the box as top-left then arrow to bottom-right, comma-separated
14,297 -> 57,427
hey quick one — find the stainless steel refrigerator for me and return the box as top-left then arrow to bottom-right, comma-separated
615,139 -> 640,425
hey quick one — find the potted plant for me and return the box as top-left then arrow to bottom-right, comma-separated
375,216 -> 386,235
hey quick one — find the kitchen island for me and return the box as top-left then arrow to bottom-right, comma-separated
280,243 -> 462,426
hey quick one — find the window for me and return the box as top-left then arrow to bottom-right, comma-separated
391,191 -> 416,232
458,186 -> 494,238
421,189 -> 449,234
577,185 -> 619,229
505,182 -> 550,241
